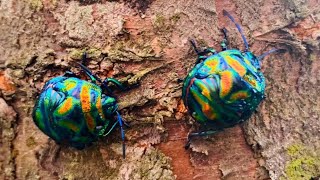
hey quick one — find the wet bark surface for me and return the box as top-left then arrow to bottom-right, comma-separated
0,0 -> 320,179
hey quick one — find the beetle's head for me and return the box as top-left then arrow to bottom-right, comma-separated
243,51 -> 261,70
101,94 -> 118,116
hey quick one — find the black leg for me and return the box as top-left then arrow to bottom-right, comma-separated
63,71 -> 79,78
221,28 -> 229,50
103,78 -> 125,91
78,52 -> 107,85
190,39 -> 217,64
79,52 -> 126,96
190,39 -> 200,54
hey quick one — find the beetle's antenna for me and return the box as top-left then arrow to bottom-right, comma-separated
258,48 -> 286,60
190,39 -> 200,54
116,111 -> 126,159
223,10 -> 249,51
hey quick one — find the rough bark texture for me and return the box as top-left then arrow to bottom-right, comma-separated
0,0 -> 319,180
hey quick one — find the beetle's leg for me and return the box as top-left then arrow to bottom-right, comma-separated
78,63 -> 99,84
116,111 -> 126,159
190,39 -> 216,56
185,130 -> 221,149
103,121 -> 118,136
63,71 -> 79,78
78,52 -> 105,85
190,39 -> 217,64
100,78 -> 124,97
102,111 -> 126,158
195,48 -> 217,64
258,48 -> 286,60
223,10 -> 249,51
221,28 -> 229,50
103,78 -> 125,91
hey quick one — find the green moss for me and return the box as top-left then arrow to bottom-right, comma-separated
153,14 -> 176,34
287,144 -> 303,156
154,14 -> 166,29
309,53 -> 317,61
27,0 -> 43,11
286,157 -> 317,180
68,48 -> 102,60
284,144 -> 320,180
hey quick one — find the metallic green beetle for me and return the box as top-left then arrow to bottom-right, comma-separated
183,10 -> 284,148
33,53 -> 127,158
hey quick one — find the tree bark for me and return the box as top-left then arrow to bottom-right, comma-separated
0,0 -> 319,179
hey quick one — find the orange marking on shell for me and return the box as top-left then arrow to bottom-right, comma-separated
205,58 -> 222,74
191,86 -> 216,120
57,97 -> 73,115
80,86 -> 96,131
226,56 -> 246,77
59,120 -> 80,132
244,74 -> 257,88
96,96 -> 105,119
84,113 -> 95,131
219,71 -> 233,97
203,103 -> 216,120
205,59 -> 219,70
197,82 -> 212,101
230,91 -> 249,101
65,81 -> 77,91
80,86 -> 91,113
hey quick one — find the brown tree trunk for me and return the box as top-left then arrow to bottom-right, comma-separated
1,0 -> 319,179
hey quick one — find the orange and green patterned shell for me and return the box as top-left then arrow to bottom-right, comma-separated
33,76 -> 118,149
182,49 -> 265,129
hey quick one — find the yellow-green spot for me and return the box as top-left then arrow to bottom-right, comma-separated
154,14 -> 166,29
153,14 -> 177,34
286,157 -> 317,180
26,136 -> 37,147
284,144 -> 320,180
309,53 -> 317,61
68,48 -> 102,60
287,144 -> 303,156
26,0 -> 43,11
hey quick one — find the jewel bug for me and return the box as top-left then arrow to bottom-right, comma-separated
33,53 -> 127,158
182,10 -> 284,148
